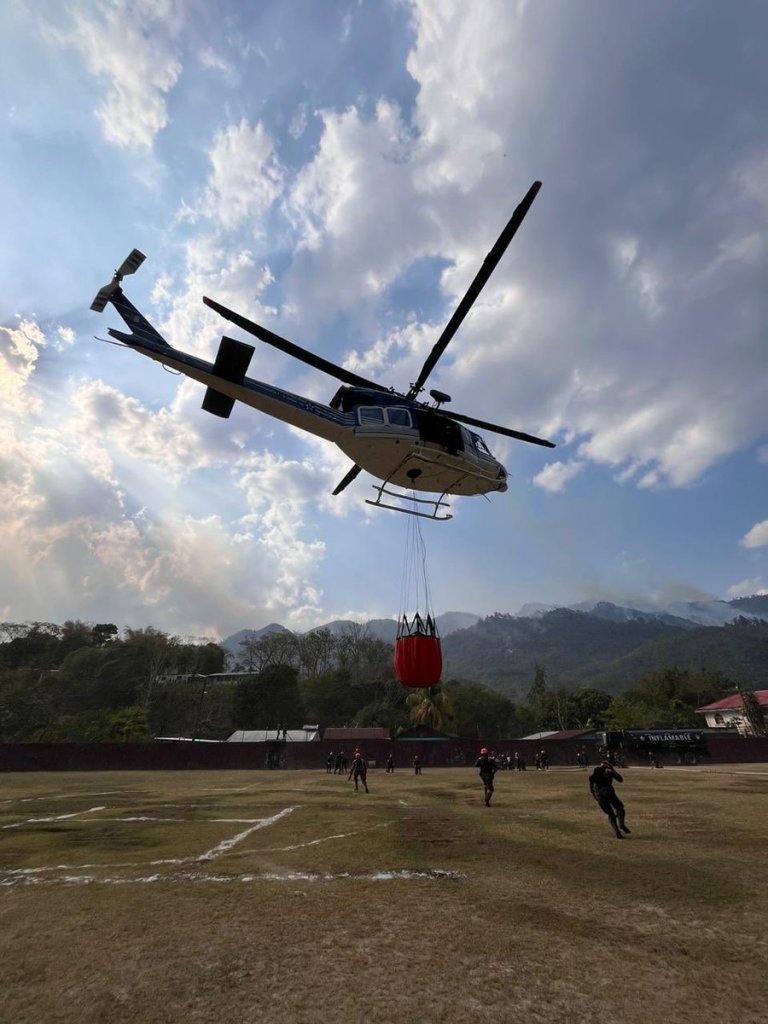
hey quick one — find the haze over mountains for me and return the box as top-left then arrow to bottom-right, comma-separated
222,596 -> 768,699
223,596 -> 768,650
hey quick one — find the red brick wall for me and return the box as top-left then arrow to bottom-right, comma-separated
1,734 -> 766,771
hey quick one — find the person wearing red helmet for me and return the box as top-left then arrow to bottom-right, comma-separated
475,748 -> 498,807
589,759 -> 631,839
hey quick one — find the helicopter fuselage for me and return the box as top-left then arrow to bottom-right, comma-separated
113,327 -> 507,498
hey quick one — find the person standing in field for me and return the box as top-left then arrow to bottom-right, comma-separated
589,759 -> 631,839
326,751 -> 335,773
348,750 -> 369,793
413,754 -> 422,775
385,754 -> 395,773
475,747 -> 498,807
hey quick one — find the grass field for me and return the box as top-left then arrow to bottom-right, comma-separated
1,764 -> 767,1024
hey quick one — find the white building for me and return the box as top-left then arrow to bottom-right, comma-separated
695,690 -> 768,735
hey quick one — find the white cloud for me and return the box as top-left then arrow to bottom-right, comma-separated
198,47 -> 233,76
70,379 -> 217,480
741,520 -> 768,549
533,459 -> 584,493
193,120 -> 284,230
55,325 -> 76,349
285,101 -> 436,318
288,104 -> 308,140
727,578 -> 768,599
50,0 -> 183,149
0,319 -> 46,416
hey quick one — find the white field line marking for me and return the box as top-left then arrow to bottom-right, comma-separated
271,821 -> 392,852
196,806 -> 296,862
210,818 -> 265,823
2,806 -> 106,829
1,868 -> 466,888
1,859 -> 144,878
2,790 -> 132,805
0,802 -> 296,876
0,810 -> 298,878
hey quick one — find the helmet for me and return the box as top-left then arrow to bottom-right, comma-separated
480,748 -> 488,755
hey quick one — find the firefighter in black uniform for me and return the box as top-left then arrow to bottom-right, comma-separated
475,748 -> 498,807
589,759 -> 631,839
348,750 -> 369,793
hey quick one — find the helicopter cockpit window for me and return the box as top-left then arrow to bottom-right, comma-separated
358,407 -> 385,425
386,408 -> 412,427
471,432 -> 493,456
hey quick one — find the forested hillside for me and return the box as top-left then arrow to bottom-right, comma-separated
441,611 -> 768,697
1,613 -> 765,743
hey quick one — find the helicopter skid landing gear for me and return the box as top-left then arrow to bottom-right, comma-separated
365,482 -> 452,521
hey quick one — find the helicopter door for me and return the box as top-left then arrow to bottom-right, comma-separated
416,410 -> 465,454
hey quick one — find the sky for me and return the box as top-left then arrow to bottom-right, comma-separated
1,0 -> 767,640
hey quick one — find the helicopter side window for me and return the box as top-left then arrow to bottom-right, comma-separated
358,407 -> 385,424
386,408 -> 412,427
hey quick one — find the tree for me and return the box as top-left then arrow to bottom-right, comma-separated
604,694 -> 698,730
297,628 -> 336,677
570,687 -> 613,727
446,681 -> 527,739
527,664 -> 547,727
405,686 -> 455,732
739,689 -> 767,737
232,665 -> 304,729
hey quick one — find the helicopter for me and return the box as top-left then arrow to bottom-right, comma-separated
90,180 -> 555,520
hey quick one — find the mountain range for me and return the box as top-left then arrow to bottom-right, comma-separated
221,595 -> 768,698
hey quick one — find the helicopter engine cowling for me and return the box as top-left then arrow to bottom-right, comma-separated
202,335 -> 255,418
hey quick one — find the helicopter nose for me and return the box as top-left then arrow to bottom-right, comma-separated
497,467 -> 508,492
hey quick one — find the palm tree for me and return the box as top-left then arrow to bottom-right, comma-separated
405,685 -> 455,732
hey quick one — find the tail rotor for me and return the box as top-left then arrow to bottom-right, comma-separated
90,248 -> 146,313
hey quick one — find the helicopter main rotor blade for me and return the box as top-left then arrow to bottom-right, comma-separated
407,181 -> 542,399
203,296 -> 389,393
332,463 -> 363,495
444,409 -> 555,448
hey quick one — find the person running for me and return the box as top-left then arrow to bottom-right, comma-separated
589,759 -> 631,839
413,754 -> 422,775
348,751 -> 369,793
475,747 -> 498,807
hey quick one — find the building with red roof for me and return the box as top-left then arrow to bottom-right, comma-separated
696,690 -> 768,734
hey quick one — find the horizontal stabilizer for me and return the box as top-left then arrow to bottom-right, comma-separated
200,335 -> 255,417
202,389 -> 236,418
117,249 -> 146,277
211,335 -> 254,380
